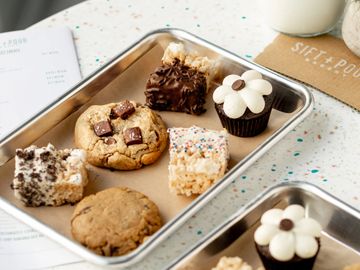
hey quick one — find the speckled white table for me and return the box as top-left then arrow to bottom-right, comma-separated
9,0 -> 360,269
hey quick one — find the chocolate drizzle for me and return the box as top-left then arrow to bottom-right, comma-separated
145,59 -> 207,115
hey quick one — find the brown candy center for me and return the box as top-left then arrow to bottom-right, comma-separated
279,218 -> 294,231
231,79 -> 246,91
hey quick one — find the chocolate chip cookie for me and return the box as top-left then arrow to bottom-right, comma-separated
71,187 -> 162,256
74,100 -> 168,170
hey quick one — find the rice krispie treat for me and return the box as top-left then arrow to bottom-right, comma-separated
12,143 -> 88,206
168,126 -> 229,196
212,256 -> 263,270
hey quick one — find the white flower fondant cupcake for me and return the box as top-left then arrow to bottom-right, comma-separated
213,70 -> 274,137
254,204 -> 322,270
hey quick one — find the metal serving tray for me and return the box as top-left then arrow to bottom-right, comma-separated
168,182 -> 360,270
0,29 -> 313,267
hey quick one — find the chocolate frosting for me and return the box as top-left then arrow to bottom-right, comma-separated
145,59 -> 207,115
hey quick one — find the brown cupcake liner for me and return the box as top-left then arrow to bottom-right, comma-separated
271,89 -> 299,114
255,243 -> 319,270
215,104 -> 272,137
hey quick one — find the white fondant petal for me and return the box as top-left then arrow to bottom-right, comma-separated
213,85 -> 233,104
269,232 -> 295,261
240,88 -> 265,113
295,234 -> 319,258
223,93 -> 247,118
246,79 -> 273,95
223,74 -> 242,86
283,204 -> 305,222
254,224 -> 279,246
261,208 -> 283,226
294,218 -> 322,237
241,70 -> 262,82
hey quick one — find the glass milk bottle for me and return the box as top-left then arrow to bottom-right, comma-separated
257,0 -> 346,37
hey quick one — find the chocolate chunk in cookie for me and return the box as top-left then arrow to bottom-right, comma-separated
124,127 -> 143,146
103,137 -> 116,145
110,100 -> 135,120
93,120 -> 113,137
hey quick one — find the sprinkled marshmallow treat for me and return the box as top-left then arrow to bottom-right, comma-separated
12,143 -> 88,206
168,126 -> 229,196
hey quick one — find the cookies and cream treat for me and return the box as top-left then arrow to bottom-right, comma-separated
213,70 -> 274,137
74,100 -> 168,170
145,42 -> 217,115
212,256 -> 256,270
254,204 -> 322,270
168,126 -> 229,196
12,143 -> 88,206
71,187 -> 162,256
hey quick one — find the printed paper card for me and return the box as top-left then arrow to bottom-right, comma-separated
0,27 -> 81,140
255,34 -> 360,110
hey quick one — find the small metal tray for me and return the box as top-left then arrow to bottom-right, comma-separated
0,29 -> 313,267
167,182 -> 360,270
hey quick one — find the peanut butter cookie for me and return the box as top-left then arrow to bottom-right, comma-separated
71,187 -> 162,256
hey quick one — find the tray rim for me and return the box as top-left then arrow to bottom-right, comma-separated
166,181 -> 360,270
0,28 -> 314,267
